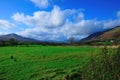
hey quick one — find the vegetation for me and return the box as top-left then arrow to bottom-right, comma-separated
68,37 -> 75,44
0,45 -> 119,80
0,46 -> 97,80
8,38 -> 18,46
82,46 -> 120,80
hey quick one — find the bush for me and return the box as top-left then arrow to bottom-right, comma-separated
82,46 -> 120,80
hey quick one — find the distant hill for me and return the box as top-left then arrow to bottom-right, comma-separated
81,26 -> 120,42
0,33 -> 39,43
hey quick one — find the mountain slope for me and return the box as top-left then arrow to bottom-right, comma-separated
0,33 -> 39,43
81,26 -> 120,42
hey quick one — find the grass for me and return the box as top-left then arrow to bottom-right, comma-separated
0,45 -> 117,80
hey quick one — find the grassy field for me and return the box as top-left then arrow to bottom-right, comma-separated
0,46 -> 116,80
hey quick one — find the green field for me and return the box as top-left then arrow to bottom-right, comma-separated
0,46 -> 116,80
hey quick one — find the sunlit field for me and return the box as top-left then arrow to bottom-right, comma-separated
0,46 -> 105,80
0,45 -> 118,80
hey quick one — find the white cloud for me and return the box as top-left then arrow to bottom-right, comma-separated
30,0 -> 49,8
12,6 -> 120,41
103,20 -> 120,29
57,19 -> 103,41
12,6 -> 70,28
0,20 -> 15,30
117,11 -> 120,19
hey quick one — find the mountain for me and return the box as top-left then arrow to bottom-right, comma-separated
81,26 -> 120,42
0,33 -> 39,43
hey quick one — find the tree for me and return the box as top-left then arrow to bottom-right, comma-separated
0,41 -> 6,46
69,37 -> 75,44
9,38 -> 17,46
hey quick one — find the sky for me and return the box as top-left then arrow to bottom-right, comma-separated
0,0 -> 120,42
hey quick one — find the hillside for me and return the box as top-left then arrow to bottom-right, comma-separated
0,33 -> 39,43
81,26 -> 120,42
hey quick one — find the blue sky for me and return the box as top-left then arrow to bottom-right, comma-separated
0,0 -> 120,41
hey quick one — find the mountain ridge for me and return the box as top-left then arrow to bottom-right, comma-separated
80,26 -> 120,42
0,33 -> 39,43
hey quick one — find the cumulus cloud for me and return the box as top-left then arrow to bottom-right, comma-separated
30,0 -> 49,8
0,20 -> 15,30
12,6 -> 120,41
12,6 -> 74,28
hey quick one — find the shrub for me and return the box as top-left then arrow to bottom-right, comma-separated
82,45 -> 120,80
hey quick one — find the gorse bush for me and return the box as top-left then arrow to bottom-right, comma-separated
112,46 -> 120,80
82,46 -> 120,80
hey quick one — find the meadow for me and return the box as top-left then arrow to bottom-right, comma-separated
0,45 -> 119,80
